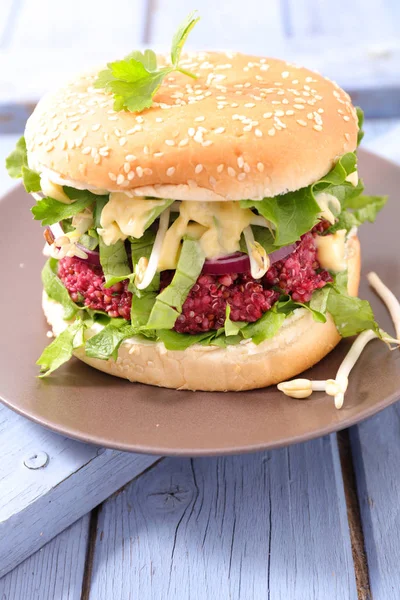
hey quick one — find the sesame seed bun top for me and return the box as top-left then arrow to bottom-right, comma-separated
25,51 -> 358,201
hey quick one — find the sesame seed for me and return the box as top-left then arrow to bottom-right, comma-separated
294,104 -> 305,110
237,156 -> 244,168
344,133 -> 351,141
260,65 -> 269,71
124,163 -> 130,173
108,116 -> 118,121
108,172 -> 117,181
227,167 -> 236,177
188,128 -> 195,137
271,100 -> 281,105
165,140 -> 175,146
136,166 -> 144,177
297,120 -> 307,127
195,164 -> 203,174
202,140 -> 213,147
154,152 -> 164,158
281,71 -> 289,78
217,164 -> 224,173
195,116 -> 205,122
144,145 -> 149,154
238,173 -> 246,181
91,124 -> 101,131
255,129 -> 263,137
136,116 -> 144,123
214,127 -> 225,134
243,125 -> 252,132
117,174 -> 125,185
244,163 -> 251,173
257,162 -> 264,172
209,176 -> 217,186
343,116 -> 350,121
263,112 -> 273,119
179,138 -> 189,147
155,117 -> 163,123
275,110 -> 285,117
127,171 -> 135,180
82,146 -> 91,155
245,103 -> 256,108
94,155 -> 101,165
126,154 -> 136,161
313,124 -> 323,131
119,137 -> 127,146
268,128 -> 275,136
166,167 -> 175,177
231,103 -> 239,108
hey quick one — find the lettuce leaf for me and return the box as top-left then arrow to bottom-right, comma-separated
99,238 -> 131,288
37,320 -> 85,377
224,304 -> 248,336
240,153 -> 358,247
326,288 -> 380,337
330,194 -> 387,232
5,136 -> 41,192
144,238 -> 205,330
156,328 -> 219,350
85,321 -> 136,360
240,308 -> 286,345
42,258 -> 80,319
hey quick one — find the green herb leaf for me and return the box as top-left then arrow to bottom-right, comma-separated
21,166 -> 41,192
37,320 -> 85,377
129,231 -> 159,328
144,238 -> 205,330
99,238 -> 131,288
42,258 -> 80,320
171,10 -> 200,65
32,188 -> 105,226
85,321 -> 136,360
94,12 -> 200,113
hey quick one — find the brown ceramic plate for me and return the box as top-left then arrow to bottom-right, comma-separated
1,149 -> 399,456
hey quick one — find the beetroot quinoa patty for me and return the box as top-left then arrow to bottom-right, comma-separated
58,225 -> 333,334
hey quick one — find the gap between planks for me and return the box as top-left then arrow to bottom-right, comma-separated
80,457 -> 164,599
337,430 -> 371,600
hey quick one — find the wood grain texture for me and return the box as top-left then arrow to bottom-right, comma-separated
0,404 -> 159,577
88,436 -> 357,600
0,515 -> 90,600
350,403 -> 400,600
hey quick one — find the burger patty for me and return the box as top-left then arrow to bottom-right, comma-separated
58,225 -> 333,334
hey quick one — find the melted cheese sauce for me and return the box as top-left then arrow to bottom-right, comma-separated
98,193 -> 169,244
315,229 -> 347,272
158,201 -> 253,270
40,176 -> 72,204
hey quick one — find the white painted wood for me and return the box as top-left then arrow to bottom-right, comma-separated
0,515 -> 90,600
150,0 -> 285,53
0,0 -> 16,46
88,437 -> 357,600
0,404 -> 159,577
8,0 -> 147,49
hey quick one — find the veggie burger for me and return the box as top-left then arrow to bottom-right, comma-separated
7,13 -> 387,390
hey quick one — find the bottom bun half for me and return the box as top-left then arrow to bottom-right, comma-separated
42,237 -> 360,391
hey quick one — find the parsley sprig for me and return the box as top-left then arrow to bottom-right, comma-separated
94,11 -> 200,113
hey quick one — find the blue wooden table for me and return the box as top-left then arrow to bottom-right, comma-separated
1,1 -> 400,599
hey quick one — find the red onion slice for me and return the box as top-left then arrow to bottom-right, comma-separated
202,243 -> 298,275
75,244 -> 101,265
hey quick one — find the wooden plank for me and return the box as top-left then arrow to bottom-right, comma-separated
350,404 -> 400,600
0,515 -> 90,600
0,404 -> 160,577
88,436 -> 357,600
